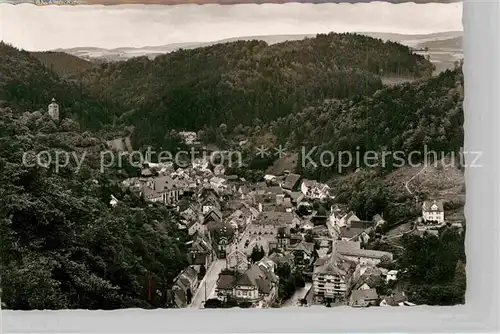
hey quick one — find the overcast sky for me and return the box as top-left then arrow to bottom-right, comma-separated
1,2 -> 462,51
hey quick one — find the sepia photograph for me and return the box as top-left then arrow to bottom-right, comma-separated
0,0 -> 466,318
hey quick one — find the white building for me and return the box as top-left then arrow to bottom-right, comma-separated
48,97 -> 59,121
422,200 -> 445,224
109,195 -> 119,207
300,180 -> 331,199
312,251 -> 356,303
178,131 -> 198,145
386,270 -> 398,283
226,247 -> 250,273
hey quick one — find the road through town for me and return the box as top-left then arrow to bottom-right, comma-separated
190,259 -> 226,308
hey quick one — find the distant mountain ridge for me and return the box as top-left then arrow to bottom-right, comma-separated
54,31 -> 463,62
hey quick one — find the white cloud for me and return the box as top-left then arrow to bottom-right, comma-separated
1,2 -> 462,51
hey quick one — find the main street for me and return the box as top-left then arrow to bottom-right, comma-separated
189,259 -> 226,308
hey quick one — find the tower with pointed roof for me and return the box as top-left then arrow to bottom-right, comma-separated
48,97 -> 59,121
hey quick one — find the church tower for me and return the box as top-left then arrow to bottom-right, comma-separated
48,97 -> 59,121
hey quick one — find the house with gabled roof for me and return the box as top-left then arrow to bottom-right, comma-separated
204,206 -> 223,225
312,249 -> 357,303
338,211 -> 361,228
172,266 -> 199,308
300,179 -> 331,200
288,241 -> 316,266
188,233 -> 215,268
257,256 -> 277,273
339,220 -> 375,243
226,246 -> 250,273
232,264 -> 278,306
186,219 -> 204,236
372,214 -> 387,228
380,291 -> 415,307
349,288 -> 379,307
199,188 -> 221,214
352,266 -> 385,291
422,200 -> 445,224
215,272 -> 236,301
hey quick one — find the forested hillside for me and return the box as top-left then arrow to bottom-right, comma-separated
0,30 -> 465,309
0,108 -> 189,310
243,67 -> 463,180
30,51 -> 97,78
77,33 -> 433,148
0,43 -> 120,132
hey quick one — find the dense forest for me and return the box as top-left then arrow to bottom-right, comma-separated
1,34 -> 434,151
0,108 -> 189,309
75,33 -> 433,148
240,67 -> 464,180
398,228 -> 466,305
0,43 -> 123,135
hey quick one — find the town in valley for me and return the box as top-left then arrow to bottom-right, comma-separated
113,129 -> 464,309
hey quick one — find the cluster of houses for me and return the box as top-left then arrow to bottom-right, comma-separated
121,152 -> 449,308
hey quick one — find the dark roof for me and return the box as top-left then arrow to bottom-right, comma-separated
382,291 -> 407,306
350,220 -> 375,229
289,192 -> 305,202
204,207 -> 223,223
289,241 -> 315,255
256,278 -> 272,294
313,252 -> 355,277
283,173 -> 301,190
217,274 -> 236,290
190,234 -> 213,253
353,267 -> 384,290
254,212 -> 296,226
422,200 -> 444,212
350,288 -> 379,303
339,226 -> 365,239
153,175 -> 179,192
343,211 -> 360,222
235,264 -> 274,292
